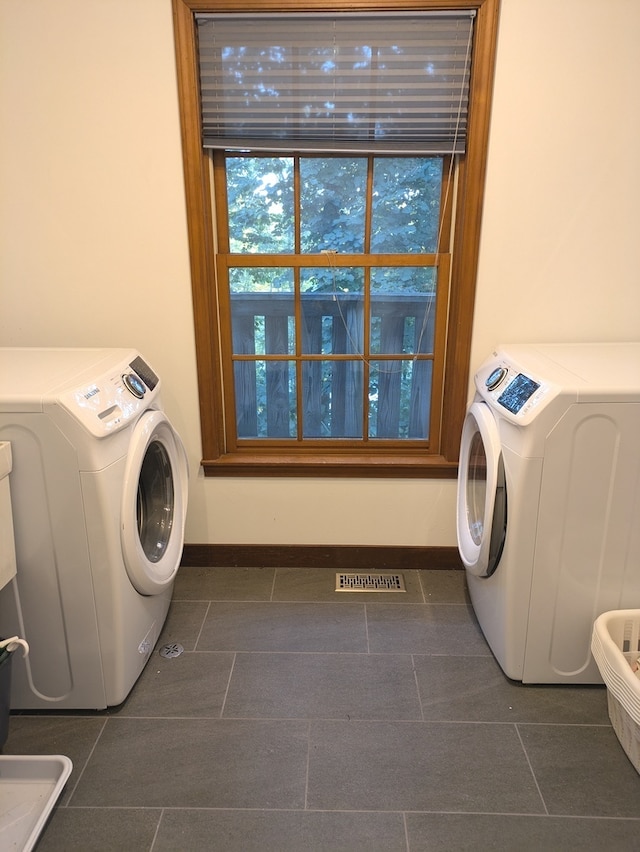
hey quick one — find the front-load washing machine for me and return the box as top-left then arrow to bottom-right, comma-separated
457,342 -> 640,684
0,348 -> 189,709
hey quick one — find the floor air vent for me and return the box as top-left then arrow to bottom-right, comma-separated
335,572 -> 406,592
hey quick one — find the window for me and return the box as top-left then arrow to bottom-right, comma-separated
219,152 -> 450,444
172,0 -> 500,477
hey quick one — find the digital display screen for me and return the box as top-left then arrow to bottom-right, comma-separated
497,373 -> 540,414
130,356 -> 159,390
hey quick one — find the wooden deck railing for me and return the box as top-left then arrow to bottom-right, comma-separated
230,292 -> 435,439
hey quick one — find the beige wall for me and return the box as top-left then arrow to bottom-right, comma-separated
1,0 -> 639,547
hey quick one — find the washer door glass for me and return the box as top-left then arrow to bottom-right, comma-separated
137,440 -> 174,563
456,401 -> 506,577
121,410 -> 188,595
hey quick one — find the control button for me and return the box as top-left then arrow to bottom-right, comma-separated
123,372 -> 146,399
486,367 -> 508,391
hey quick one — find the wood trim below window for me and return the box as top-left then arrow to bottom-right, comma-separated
201,451 -> 457,478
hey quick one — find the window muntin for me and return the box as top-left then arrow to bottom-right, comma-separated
219,152 -> 448,446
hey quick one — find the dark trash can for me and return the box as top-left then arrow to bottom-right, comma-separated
0,644 -> 12,750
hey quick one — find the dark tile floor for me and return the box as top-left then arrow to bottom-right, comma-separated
5,567 -> 640,851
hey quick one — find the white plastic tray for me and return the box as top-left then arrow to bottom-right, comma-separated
0,755 -> 73,851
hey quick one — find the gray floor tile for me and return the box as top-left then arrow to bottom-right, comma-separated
154,808 -> 407,852
367,602 -> 491,655
157,599 -> 209,651
18,569 -> 640,851
307,719 -> 544,813
35,807 -> 161,852
223,652 -> 421,720
173,566 -> 276,600
518,723 -> 640,817
419,568 -> 471,603
405,812 -> 640,852
415,654 -> 610,723
111,651 -> 234,717
2,716 -> 105,806
197,601 -> 368,652
273,566 -> 425,602
70,717 -> 309,809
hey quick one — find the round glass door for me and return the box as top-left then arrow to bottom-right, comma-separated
121,410 -> 188,595
137,440 -> 174,564
456,401 -> 506,577
467,429 -> 488,546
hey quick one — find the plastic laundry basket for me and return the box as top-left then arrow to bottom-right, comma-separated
591,610 -> 640,774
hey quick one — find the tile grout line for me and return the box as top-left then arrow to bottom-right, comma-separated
148,807 -> 165,852
192,600 -> 212,651
412,654 -> 426,723
64,717 -> 109,806
402,812 -> 412,852
514,722 -> 550,816
218,652 -> 237,719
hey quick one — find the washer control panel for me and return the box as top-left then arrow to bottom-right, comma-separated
58,354 -> 161,437
122,372 -> 146,399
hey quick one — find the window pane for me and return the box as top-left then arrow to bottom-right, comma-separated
229,268 -> 295,356
301,268 -> 364,355
302,360 -> 363,439
226,157 -> 294,253
370,268 -> 437,355
370,158 -> 443,253
300,158 -> 367,253
234,360 -> 297,438
369,359 -> 432,439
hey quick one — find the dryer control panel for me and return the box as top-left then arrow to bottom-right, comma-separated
57,353 -> 162,437
487,368 -> 540,414
475,352 -> 562,426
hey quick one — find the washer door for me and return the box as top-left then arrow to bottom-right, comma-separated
121,410 -> 189,595
456,401 -> 507,577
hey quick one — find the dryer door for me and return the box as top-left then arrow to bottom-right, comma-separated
456,401 -> 507,577
121,410 -> 189,595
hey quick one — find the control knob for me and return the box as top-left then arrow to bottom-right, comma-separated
486,366 -> 508,391
123,372 -> 146,399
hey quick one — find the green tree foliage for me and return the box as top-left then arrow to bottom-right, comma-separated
226,154 -> 443,285
225,154 -> 441,438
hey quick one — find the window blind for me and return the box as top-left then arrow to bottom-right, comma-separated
195,12 -> 475,155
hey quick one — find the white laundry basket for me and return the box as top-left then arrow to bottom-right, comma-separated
591,610 -> 640,774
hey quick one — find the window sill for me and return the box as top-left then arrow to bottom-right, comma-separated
201,452 -> 458,478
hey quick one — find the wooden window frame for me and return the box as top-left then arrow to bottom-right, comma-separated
172,0 -> 500,478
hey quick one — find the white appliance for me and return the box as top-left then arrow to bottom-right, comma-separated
457,343 -> 640,684
0,348 -> 189,709
0,442 -> 17,592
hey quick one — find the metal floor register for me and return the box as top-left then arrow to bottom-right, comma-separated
335,573 -> 406,592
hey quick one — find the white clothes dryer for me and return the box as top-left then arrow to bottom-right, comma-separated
0,348 -> 189,709
457,343 -> 640,684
